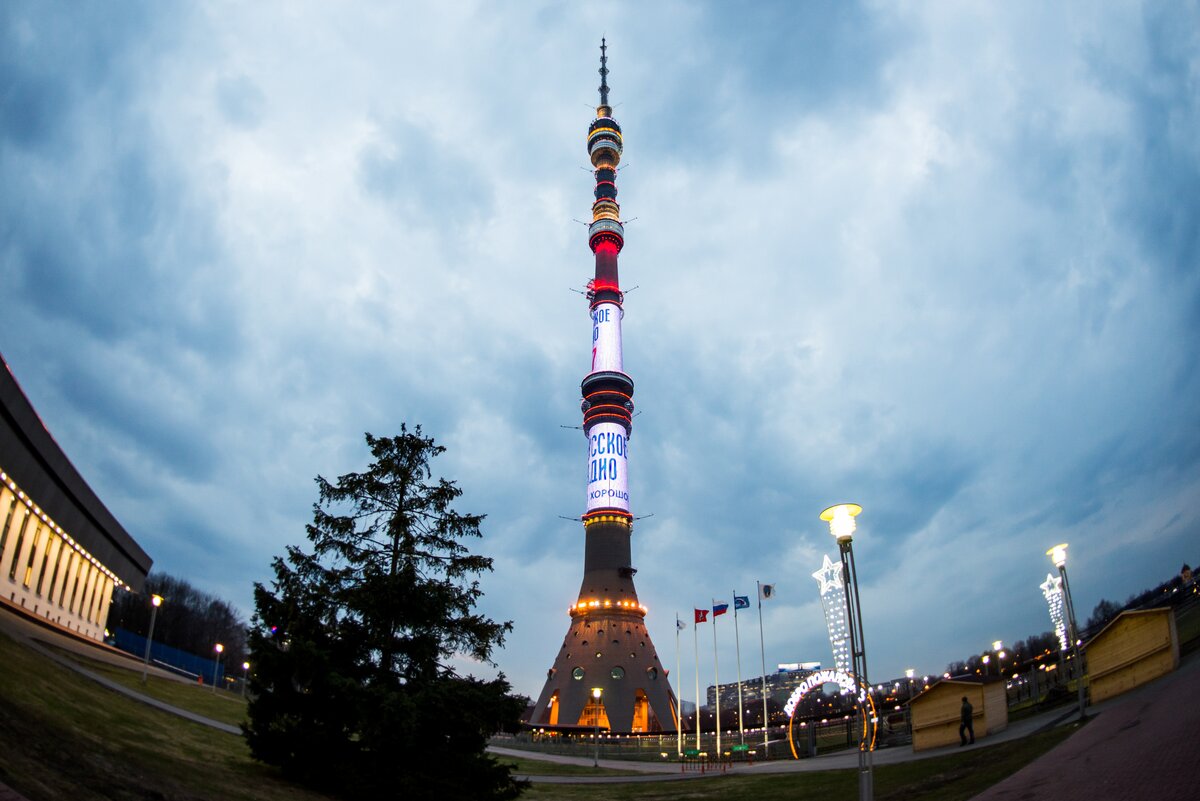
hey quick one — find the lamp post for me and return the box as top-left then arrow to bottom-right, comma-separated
212,643 -> 224,694
981,654 -> 990,676
591,687 -> 603,767
904,668 -> 915,735
1047,543 -> 1086,719
241,661 -> 251,698
821,503 -> 872,801
140,594 -> 163,685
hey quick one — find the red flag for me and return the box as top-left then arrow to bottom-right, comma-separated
694,608 -> 709,624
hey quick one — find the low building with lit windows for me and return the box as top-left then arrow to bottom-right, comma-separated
0,354 -> 152,640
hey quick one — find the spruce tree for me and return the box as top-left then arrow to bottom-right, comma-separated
244,427 -> 526,800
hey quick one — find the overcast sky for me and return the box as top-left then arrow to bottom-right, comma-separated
2,1 -> 1197,701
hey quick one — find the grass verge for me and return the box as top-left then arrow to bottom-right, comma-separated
46,643 -> 249,728
518,723 -> 1079,800
0,629 -> 334,801
496,755 -> 648,777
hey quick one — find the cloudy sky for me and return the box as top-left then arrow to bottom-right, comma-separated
2,1 -> 1197,701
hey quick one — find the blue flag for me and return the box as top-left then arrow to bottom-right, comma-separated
734,595 -> 750,610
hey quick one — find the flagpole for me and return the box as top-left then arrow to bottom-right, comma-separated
675,614 -> 682,758
712,599 -> 720,758
693,614 -> 701,752
758,580 -> 769,754
734,589 -> 745,746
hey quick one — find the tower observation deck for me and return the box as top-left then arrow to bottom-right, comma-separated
529,41 -> 678,735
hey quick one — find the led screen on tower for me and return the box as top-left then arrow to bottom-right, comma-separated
586,421 -> 630,512
590,302 -> 623,372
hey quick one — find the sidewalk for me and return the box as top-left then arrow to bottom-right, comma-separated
491,700 -> 1082,782
969,650 -> 1199,800
493,650 -> 1197,786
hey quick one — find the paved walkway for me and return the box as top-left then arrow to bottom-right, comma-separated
970,650 -> 1199,800
490,702 -> 1083,783
493,649 -> 1198,789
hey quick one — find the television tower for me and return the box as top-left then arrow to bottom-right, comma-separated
529,41 -> 678,734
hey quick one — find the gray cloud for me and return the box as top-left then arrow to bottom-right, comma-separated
1,2 -> 1197,700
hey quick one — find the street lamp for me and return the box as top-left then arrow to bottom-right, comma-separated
591,687 -> 603,767
820,503 -> 872,801
140,594 -> 163,685
981,654 -> 990,675
904,668 -> 915,735
212,643 -> 225,694
1047,543 -> 1086,718
241,661 -> 251,698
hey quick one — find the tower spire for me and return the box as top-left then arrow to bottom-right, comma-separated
598,38 -> 610,107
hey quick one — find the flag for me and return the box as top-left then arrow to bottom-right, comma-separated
694,608 -> 709,624
712,602 -> 729,617
676,617 -> 686,631
760,583 -> 775,600
734,595 -> 750,610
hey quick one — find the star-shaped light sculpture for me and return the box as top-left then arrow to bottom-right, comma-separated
812,554 -> 843,594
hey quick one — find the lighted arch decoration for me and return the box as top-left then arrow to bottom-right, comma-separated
784,669 -> 879,759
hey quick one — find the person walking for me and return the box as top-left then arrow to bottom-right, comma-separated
960,696 -> 975,746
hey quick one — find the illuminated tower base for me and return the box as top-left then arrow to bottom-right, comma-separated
530,516 -> 676,733
528,42 -> 677,735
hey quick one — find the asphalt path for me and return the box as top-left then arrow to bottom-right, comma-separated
493,649 -> 1198,789
970,649 -> 1199,800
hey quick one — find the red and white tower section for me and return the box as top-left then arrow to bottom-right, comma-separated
529,42 -> 678,735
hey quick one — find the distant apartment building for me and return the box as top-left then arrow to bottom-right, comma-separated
706,662 -> 823,708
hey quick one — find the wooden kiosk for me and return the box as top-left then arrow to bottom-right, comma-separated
910,677 -> 1007,752
1086,608 -> 1178,705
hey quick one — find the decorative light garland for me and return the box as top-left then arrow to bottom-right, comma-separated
1040,573 -> 1068,651
812,554 -> 851,674
0,469 -> 131,590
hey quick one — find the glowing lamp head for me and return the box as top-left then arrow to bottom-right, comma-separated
242,662 -> 250,671
998,650 -> 1006,659
592,687 -> 603,700
151,594 -> 163,608
992,640 -> 1003,652
981,654 -> 990,664
1047,543 -> 1069,569
215,643 -> 224,654
905,669 -> 915,679
820,503 -> 862,543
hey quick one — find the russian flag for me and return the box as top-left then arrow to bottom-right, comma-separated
712,602 -> 729,617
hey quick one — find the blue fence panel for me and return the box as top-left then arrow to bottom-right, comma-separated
113,628 -> 225,683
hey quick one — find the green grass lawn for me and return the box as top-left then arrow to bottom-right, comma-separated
0,625 -> 1078,801
496,755 -> 648,777
0,630 -> 334,801
48,644 -> 250,728
516,724 -> 1080,800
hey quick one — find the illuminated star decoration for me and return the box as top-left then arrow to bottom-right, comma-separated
813,554 -> 851,674
1040,573 -> 1068,651
811,554 -> 842,594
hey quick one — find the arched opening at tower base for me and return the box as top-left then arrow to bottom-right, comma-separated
577,696 -> 610,730
631,689 -> 649,731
